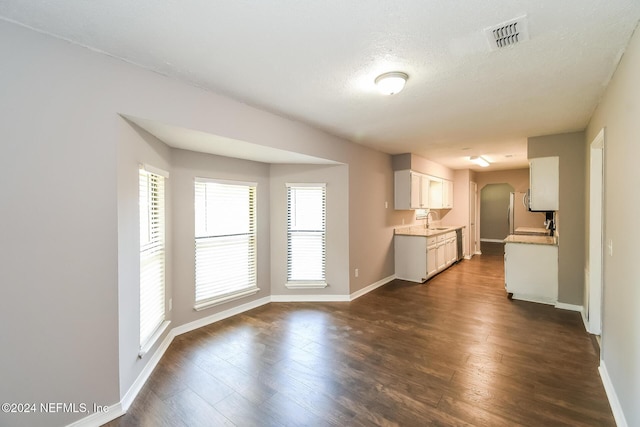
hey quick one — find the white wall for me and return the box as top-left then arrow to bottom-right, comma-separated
0,19 -> 400,426
586,23 -> 640,427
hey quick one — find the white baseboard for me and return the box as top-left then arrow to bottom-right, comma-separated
480,238 -> 504,243
349,274 -> 395,301
271,275 -> 395,302
271,294 -> 350,302
65,403 -> 124,427
580,308 -> 590,333
555,302 -> 583,312
122,330 -> 175,411
599,362 -> 628,427
172,296 -> 271,336
511,293 -> 556,306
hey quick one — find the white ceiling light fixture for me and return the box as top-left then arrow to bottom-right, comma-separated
470,156 -> 490,167
374,72 -> 409,95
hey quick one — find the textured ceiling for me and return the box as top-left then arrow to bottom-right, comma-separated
2,1 -> 639,170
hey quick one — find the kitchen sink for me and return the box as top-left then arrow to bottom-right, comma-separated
430,227 -> 449,230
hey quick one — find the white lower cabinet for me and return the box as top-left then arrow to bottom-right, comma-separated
445,232 -> 456,266
436,235 -> 446,271
395,230 -> 459,283
426,237 -> 438,278
504,242 -> 558,304
394,235 -> 427,282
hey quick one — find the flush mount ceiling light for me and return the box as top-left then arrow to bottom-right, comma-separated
470,156 -> 490,167
374,72 -> 409,95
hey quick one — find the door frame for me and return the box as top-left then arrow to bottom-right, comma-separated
469,181 -> 479,257
587,128 -> 605,336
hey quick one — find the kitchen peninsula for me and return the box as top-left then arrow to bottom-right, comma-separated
394,225 -> 465,283
504,234 -> 559,304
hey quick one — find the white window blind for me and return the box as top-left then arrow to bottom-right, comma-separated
194,179 -> 258,309
287,184 -> 326,285
139,168 -> 166,349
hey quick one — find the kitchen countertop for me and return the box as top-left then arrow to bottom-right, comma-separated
395,225 -> 464,237
515,227 -> 551,236
504,234 -> 557,246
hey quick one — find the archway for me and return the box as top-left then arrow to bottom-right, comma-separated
480,183 -> 514,242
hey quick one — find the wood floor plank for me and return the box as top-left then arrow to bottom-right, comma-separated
105,243 -> 615,426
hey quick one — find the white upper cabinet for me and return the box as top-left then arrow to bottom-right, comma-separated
395,169 -> 453,210
529,156 -> 559,211
429,178 -> 443,208
428,177 -> 454,209
395,170 -> 430,209
443,179 -> 454,209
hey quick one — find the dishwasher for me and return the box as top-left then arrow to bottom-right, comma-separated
456,228 -> 463,261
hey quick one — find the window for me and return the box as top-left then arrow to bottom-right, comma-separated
286,183 -> 326,287
139,167 -> 166,351
194,179 -> 258,310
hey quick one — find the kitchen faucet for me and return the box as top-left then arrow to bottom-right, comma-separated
425,210 -> 439,229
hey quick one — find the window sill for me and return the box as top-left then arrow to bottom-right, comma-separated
138,320 -> 171,359
285,282 -> 329,289
194,287 -> 260,311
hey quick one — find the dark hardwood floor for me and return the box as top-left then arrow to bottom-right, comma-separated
105,246 -> 614,426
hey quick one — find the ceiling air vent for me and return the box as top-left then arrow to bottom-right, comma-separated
485,15 -> 530,51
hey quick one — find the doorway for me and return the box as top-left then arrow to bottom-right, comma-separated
480,183 -> 514,242
587,128 -> 605,337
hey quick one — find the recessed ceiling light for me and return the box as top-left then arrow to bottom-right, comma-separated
374,72 -> 409,95
470,156 -> 490,167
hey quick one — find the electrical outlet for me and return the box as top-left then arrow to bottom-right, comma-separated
608,239 -> 613,256
355,268 -> 359,278
169,298 -> 172,311
385,201 -> 388,209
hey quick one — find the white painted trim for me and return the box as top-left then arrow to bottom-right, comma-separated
273,275 -> 396,302
592,127 -> 605,149
194,176 -> 257,187
349,275 -> 395,301
588,131 -> 605,336
580,308 -> 590,333
480,238 -> 504,243
65,403 -> 124,427
175,296 -> 271,336
554,302 -> 583,312
271,294 -> 350,302
139,163 -> 169,178
511,293 -> 556,306
138,320 -> 171,358
599,362 -> 628,427
194,287 -> 260,311
123,330 -> 174,411
285,282 -> 329,289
